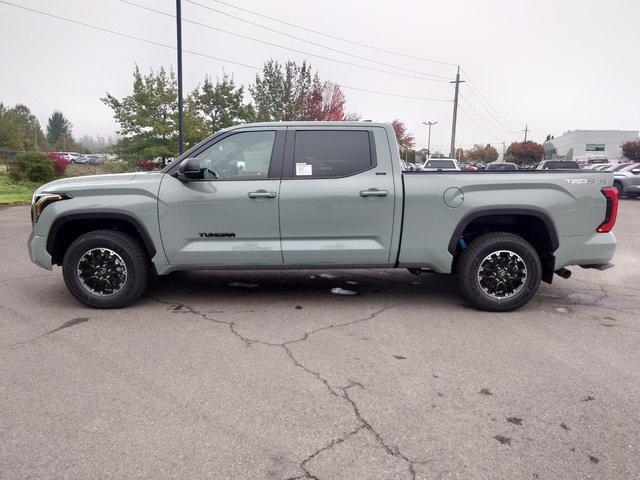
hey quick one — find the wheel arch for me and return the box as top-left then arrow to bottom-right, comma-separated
448,208 -> 559,283
47,212 -> 157,266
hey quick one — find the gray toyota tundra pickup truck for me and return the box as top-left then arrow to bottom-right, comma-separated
28,122 -> 618,311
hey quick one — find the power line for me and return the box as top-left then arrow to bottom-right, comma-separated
337,85 -> 450,103
0,0 -> 259,69
458,104 -> 503,142
459,93 -> 520,134
460,66 -> 521,128
122,0 -> 450,83
204,0 -> 458,67
162,0 -> 455,81
0,0 -> 451,104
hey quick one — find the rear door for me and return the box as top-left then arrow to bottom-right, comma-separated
159,127 -> 285,266
278,126 -> 396,266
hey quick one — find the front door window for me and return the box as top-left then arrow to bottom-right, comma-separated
196,131 -> 276,180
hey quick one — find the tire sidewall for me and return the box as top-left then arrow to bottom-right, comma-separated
461,237 -> 541,311
63,233 -> 145,308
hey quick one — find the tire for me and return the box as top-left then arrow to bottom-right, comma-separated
456,232 -> 542,312
62,230 -> 149,308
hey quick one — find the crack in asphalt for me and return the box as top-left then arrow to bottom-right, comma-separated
146,295 -> 425,479
284,425 -> 366,480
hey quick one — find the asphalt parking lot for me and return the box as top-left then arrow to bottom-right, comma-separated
1,201 -> 639,480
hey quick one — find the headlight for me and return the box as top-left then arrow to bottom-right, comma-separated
31,193 -> 71,223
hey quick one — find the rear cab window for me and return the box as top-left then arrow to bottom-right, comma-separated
290,130 -> 375,178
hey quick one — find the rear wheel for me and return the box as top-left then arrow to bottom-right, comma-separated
456,232 -> 541,312
62,230 -> 149,308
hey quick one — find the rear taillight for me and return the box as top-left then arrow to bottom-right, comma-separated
597,186 -> 619,233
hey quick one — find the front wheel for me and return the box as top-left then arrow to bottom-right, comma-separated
62,230 -> 150,308
456,232 -> 542,312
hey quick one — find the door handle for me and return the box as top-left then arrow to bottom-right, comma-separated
359,188 -> 389,197
247,190 -> 277,199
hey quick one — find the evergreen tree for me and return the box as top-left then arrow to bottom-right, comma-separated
46,110 -> 72,146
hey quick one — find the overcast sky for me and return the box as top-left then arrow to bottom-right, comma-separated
1,0 -> 639,152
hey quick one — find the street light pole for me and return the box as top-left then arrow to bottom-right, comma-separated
422,121 -> 438,160
176,0 -> 184,156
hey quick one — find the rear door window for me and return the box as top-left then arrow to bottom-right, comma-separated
292,130 -> 374,178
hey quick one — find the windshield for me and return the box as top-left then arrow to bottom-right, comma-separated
543,161 -> 579,169
619,163 -> 640,172
424,160 -> 455,169
610,164 -> 630,171
487,163 -> 516,171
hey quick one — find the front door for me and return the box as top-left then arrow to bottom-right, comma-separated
159,128 -> 285,267
278,127 -> 396,266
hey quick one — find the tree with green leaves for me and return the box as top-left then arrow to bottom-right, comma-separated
0,103 -> 26,150
249,60 -> 314,121
186,74 -> 254,143
0,103 -> 50,151
102,66 -> 179,162
46,110 -> 72,147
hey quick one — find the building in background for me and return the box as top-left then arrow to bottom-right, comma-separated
543,130 -> 639,165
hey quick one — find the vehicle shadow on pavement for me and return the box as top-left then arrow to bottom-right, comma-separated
147,269 -> 464,307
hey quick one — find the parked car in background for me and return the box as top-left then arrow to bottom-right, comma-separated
421,158 -> 460,171
485,161 -> 517,171
459,163 -> 478,172
596,163 -> 626,172
57,152 -> 81,163
604,163 -> 632,172
88,154 -> 106,165
534,160 -> 580,170
613,163 -> 640,198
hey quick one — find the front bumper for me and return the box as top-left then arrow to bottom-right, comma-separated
28,230 -> 52,270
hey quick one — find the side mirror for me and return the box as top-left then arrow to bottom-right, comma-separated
632,169 -> 640,175
178,158 -> 203,180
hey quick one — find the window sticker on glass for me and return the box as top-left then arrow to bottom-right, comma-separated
296,163 -> 313,176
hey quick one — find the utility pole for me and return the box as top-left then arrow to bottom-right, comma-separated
449,65 -> 465,158
176,0 -> 184,156
523,124 -> 529,142
422,121 -> 437,160
502,141 -> 506,160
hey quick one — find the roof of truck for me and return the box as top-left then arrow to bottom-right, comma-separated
225,121 -> 391,129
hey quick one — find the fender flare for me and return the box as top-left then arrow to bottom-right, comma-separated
46,212 -> 157,258
447,207 -> 559,255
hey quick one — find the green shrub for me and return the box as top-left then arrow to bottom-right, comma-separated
9,152 -> 56,182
